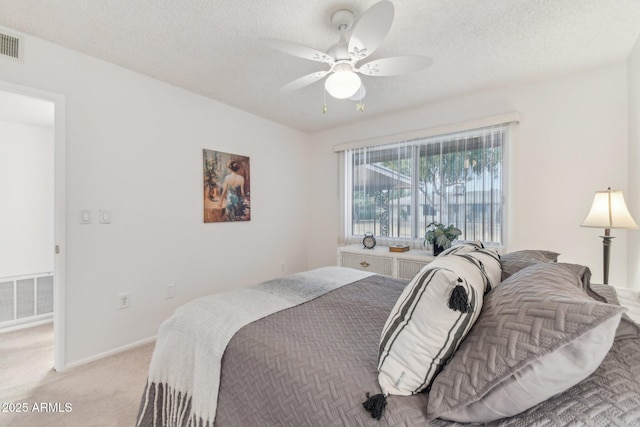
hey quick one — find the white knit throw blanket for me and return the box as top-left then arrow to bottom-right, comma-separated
137,267 -> 373,427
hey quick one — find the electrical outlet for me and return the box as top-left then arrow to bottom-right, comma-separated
165,284 -> 176,299
118,292 -> 130,309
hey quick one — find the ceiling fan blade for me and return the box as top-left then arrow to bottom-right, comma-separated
281,71 -> 329,92
261,38 -> 334,64
348,1 -> 394,62
357,56 -> 433,76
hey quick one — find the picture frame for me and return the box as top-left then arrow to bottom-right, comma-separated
203,149 -> 251,223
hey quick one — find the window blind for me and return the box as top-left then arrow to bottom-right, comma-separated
339,116 -> 517,249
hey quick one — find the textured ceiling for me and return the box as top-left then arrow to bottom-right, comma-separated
1,0 -> 639,133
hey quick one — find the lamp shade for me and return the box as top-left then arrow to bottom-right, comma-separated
581,188 -> 638,229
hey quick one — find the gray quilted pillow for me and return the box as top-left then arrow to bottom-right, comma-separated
500,249 -> 560,281
555,265 -> 640,340
588,283 -> 640,340
427,262 -> 624,423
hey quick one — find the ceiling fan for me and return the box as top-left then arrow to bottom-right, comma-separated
262,1 -> 433,102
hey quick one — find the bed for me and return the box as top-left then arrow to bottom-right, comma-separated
136,249 -> 640,427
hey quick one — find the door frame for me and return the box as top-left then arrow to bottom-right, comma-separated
0,80 -> 67,371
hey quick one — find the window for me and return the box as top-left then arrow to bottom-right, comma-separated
341,123 -> 510,248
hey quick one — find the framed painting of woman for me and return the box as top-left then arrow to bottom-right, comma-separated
203,149 -> 251,223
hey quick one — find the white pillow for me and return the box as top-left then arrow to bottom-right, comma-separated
437,245 -> 501,293
377,255 -> 488,396
456,247 -> 501,293
437,241 -> 484,256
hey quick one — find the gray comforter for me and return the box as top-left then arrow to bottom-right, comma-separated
216,274 -> 640,426
141,274 -> 640,426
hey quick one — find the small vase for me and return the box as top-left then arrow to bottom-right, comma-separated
433,244 -> 444,256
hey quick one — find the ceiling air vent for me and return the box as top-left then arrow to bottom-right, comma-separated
0,31 -> 22,62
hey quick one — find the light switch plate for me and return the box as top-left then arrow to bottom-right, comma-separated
99,209 -> 112,224
80,209 -> 92,224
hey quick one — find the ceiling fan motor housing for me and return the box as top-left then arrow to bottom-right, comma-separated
331,9 -> 354,31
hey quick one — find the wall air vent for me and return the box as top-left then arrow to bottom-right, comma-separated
0,31 -> 22,62
0,273 -> 53,329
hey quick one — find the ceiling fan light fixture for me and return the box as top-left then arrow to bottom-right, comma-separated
325,69 -> 361,99
349,83 -> 366,101
264,1 -> 433,107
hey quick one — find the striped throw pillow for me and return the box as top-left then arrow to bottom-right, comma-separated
377,254 -> 489,396
455,248 -> 501,294
437,240 -> 484,257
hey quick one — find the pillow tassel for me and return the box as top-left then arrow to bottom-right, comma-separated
448,279 -> 470,313
363,392 -> 387,420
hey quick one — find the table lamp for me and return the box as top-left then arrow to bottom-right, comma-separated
581,187 -> 638,284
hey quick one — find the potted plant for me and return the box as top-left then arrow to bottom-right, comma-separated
424,222 -> 462,255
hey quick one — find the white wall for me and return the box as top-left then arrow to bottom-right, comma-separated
0,28 -> 311,365
309,63 -> 630,287
0,121 -> 54,278
628,36 -> 640,290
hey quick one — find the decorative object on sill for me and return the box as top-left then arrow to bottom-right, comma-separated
362,232 -> 377,249
261,1 -> 432,109
389,245 -> 409,253
424,222 -> 462,256
581,187 -> 638,284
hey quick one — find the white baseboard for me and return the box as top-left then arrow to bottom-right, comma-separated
0,317 -> 53,333
61,335 -> 156,371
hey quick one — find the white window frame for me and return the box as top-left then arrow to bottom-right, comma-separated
335,113 -> 519,251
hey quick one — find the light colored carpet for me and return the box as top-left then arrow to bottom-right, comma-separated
0,323 -> 154,427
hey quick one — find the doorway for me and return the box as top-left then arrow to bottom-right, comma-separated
0,82 -> 66,371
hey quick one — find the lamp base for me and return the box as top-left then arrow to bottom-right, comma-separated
599,229 -> 614,285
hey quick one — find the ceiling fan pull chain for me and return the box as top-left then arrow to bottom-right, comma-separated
355,85 -> 365,112
322,87 -> 327,114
